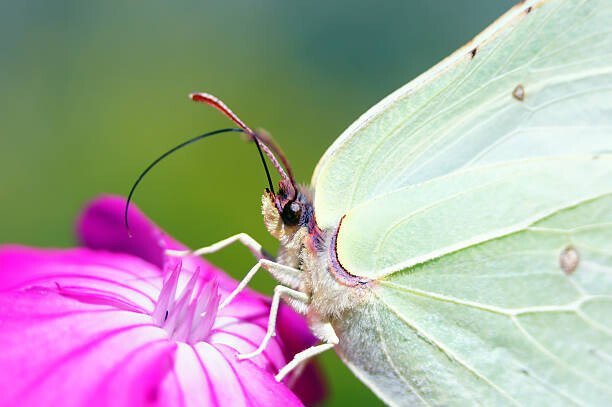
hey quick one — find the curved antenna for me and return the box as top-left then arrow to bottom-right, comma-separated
189,93 -> 292,183
124,127 -> 249,235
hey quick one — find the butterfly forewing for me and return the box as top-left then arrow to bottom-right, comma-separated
312,0 -> 612,230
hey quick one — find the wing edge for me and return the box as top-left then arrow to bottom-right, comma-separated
311,0 -> 546,187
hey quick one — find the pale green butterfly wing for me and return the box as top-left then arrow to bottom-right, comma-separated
334,158 -> 612,405
312,0 -> 612,231
309,0 -> 612,405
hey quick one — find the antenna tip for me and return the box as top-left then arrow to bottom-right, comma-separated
189,92 -> 216,103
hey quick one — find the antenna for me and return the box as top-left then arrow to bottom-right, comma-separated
124,127 -> 246,234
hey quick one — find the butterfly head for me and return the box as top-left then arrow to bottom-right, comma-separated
262,178 -> 314,241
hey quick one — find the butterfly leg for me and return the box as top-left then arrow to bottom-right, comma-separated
165,232 -> 271,261
275,321 -> 339,382
165,233 -> 301,308
220,260 -> 302,309
237,285 -> 309,360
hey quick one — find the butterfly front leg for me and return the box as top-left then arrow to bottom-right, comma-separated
165,232 -> 271,261
165,233 -> 302,308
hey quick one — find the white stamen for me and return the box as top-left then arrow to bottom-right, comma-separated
152,261 -> 220,343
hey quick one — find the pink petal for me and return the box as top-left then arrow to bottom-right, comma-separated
173,342 -> 303,407
77,195 -> 174,271
216,344 -> 303,407
0,289 -> 175,407
88,340 -> 182,407
286,358 -> 326,407
0,246 -> 308,407
211,316 -> 285,372
77,195 -> 236,290
75,195 -> 325,405
0,246 -> 160,313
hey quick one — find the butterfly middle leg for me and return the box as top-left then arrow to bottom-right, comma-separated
237,284 -> 340,382
237,285 -> 309,360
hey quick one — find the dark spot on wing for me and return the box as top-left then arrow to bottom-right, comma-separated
526,6 -> 533,14
560,245 -> 579,275
512,84 -> 525,101
470,48 -> 478,59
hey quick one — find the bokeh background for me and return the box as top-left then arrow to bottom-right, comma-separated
1,1 -> 514,405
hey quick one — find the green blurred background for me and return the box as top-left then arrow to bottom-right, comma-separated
1,1 -> 514,405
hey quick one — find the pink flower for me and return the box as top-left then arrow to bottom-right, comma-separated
0,195 -> 325,407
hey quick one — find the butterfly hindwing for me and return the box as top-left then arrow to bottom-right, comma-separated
335,189 -> 612,405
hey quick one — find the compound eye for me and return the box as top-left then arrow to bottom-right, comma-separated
281,201 -> 302,226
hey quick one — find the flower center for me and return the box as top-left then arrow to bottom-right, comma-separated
152,261 -> 219,344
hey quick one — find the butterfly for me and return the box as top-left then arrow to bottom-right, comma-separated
128,0 -> 612,405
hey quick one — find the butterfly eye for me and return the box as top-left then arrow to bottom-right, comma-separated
281,201 -> 302,226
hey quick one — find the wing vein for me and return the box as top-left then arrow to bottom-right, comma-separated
378,190 -> 612,277
378,281 -> 612,397
374,174 -> 514,267
374,291 -> 523,406
373,307 -> 432,406
511,316 -> 612,394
